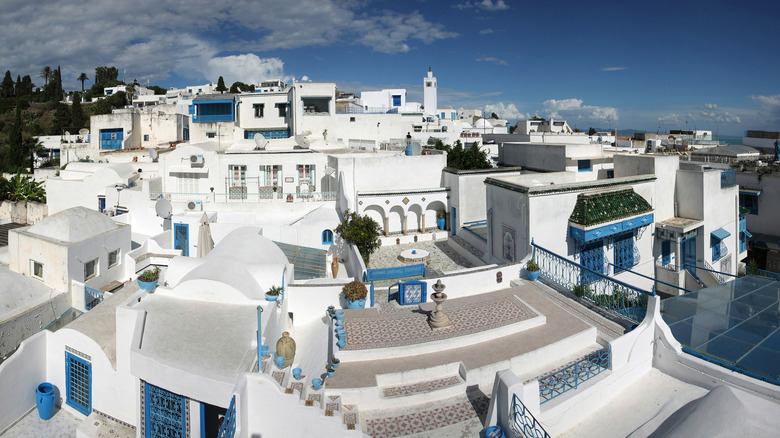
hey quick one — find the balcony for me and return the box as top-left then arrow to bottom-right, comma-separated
721,169 -> 736,188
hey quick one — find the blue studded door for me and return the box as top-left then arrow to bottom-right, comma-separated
580,241 -> 603,284
65,352 -> 91,415
174,223 -> 189,257
145,382 -> 186,438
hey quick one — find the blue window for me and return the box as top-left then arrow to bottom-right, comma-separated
739,193 -> 759,215
105,89 -> 113,95
100,128 -> 123,150
98,197 -> 105,213
174,223 -> 189,257
193,100 -> 234,123
322,229 -> 333,245
392,95 -> 401,107
441,112 -> 445,119
711,228 -> 730,262
606,170 -> 614,179
580,240 -> 604,284
66,352 -> 91,416
183,127 -> 189,141
244,129 -> 291,140
188,105 -> 194,115
614,232 -> 635,273
661,240 -> 671,266
739,215 -> 750,253
578,160 -> 591,172
145,382 -> 185,438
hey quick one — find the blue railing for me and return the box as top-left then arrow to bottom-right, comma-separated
85,286 -> 104,310
217,395 -> 237,438
532,240 -> 652,323
364,264 -> 425,282
756,269 -> 780,280
463,220 -> 487,226
510,394 -> 551,438
721,169 -> 737,188
538,345 -> 611,404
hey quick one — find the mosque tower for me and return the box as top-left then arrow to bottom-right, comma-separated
423,67 -> 437,118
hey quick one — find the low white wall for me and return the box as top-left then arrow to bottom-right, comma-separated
286,282 -> 351,325
344,243 -> 366,280
420,263 -> 520,299
0,331 -> 48,434
0,291 -> 69,359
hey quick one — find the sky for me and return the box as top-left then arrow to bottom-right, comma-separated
1,0 -> 779,135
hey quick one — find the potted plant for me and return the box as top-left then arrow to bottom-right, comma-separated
343,280 -> 368,309
331,357 -> 340,369
326,365 -> 335,378
137,267 -> 160,291
526,259 -> 540,281
436,210 -> 446,230
265,285 -> 283,302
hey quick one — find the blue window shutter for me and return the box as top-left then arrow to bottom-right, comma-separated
188,105 -> 194,115
662,240 -> 671,265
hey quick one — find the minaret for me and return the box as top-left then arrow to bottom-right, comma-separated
423,67 -> 437,117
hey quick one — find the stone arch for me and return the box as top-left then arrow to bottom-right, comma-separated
388,205 -> 405,235
408,204 -> 424,233
363,204 -> 386,235
425,200 -> 447,232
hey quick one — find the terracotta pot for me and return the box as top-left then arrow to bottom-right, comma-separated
276,332 -> 296,368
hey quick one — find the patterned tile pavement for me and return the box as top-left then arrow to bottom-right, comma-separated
344,295 -> 535,350
364,396 -> 490,438
382,375 -> 461,398
368,240 -> 474,274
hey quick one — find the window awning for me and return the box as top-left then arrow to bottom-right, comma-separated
711,228 -> 731,241
739,189 -> 762,196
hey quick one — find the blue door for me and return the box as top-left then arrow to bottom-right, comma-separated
580,241 -> 603,284
66,352 -> 91,416
98,197 -> 106,213
682,235 -> 696,274
174,223 -> 189,257
145,382 -> 186,438
451,207 -> 457,235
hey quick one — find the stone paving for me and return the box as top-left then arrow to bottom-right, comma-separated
367,239 -> 474,274
1,407 -> 81,438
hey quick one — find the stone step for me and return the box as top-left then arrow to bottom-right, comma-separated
361,394 -> 489,438
380,374 -> 463,399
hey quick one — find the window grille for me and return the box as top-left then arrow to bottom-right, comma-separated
66,352 -> 91,416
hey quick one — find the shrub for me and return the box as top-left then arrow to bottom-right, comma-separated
436,210 -> 446,219
139,267 -> 160,282
343,280 -> 367,301
335,210 -> 382,265
267,285 -> 283,296
527,259 -> 539,272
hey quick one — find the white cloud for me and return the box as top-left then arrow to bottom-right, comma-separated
0,1 -> 456,86
204,54 -> 286,85
476,57 -> 507,65
479,29 -> 494,35
751,94 -> 780,124
542,98 -> 618,123
601,67 -> 627,71
455,0 -> 509,11
483,102 -> 528,120
658,103 -> 742,126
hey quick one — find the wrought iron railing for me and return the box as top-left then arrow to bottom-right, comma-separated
538,345 -> 611,403
85,286 -> 104,310
756,269 -> 780,280
217,395 -> 237,438
511,394 -> 551,438
532,240 -> 652,323
655,257 -> 678,272
701,258 -> 725,283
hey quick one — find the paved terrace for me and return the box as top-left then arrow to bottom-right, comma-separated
326,281 -> 623,390
367,240 -> 474,276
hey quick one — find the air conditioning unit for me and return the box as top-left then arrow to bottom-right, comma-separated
190,154 -> 204,167
187,201 -> 202,211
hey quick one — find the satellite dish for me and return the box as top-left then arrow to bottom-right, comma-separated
78,128 -> 89,136
253,134 -> 267,150
155,198 -> 172,219
294,132 -> 312,149
411,141 -> 422,156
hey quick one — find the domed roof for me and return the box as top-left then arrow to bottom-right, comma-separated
474,118 -> 494,129
27,207 -> 119,242
206,227 -> 289,265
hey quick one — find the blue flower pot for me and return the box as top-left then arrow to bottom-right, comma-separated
327,371 -> 334,378
437,218 -> 446,230
312,378 -> 322,390
485,425 -> 504,438
335,310 -> 344,320
35,382 -> 56,420
265,293 -> 279,302
346,298 -> 365,309
337,338 -> 346,349
292,368 -> 302,380
331,361 -> 339,369
137,279 -> 158,291
528,270 -> 540,281
276,356 -> 285,369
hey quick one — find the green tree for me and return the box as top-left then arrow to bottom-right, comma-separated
147,85 -> 167,95
71,92 -> 85,128
216,76 -> 227,93
19,75 -> 33,97
44,66 -> 63,102
91,66 -> 121,95
0,172 -> 46,202
77,72 -> 89,92
39,66 -> 52,87
491,112 -> 499,119
7,105 -> 26,171
124,84 -> 135,104
335,210 -> 382,266
588,127 -> 597,136
230,81 -> 255,93
51,103 -> 71,135
1,70 -> 14,98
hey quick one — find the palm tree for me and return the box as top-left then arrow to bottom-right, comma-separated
77,72 -> 88,92
39,66 -> 52,87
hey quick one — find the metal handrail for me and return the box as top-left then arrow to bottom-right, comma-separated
612,261 -> 693,294
511,394 -> 551,438
538,345 -> 611,403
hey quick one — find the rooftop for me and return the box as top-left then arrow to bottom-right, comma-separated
568,188 -> 653,227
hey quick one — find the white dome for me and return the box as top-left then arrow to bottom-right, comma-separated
27,207 -> 119,242
474,118 -> 494,129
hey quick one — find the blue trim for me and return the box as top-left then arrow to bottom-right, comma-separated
569,213 -> 653,243
65,352 -> 91,416
711,228 -> 731,241
398,280 -> 427,305
682,347 -> 780,387
200,402 -> 205,437
364,264 -> 425,282
661,240 -> 671,266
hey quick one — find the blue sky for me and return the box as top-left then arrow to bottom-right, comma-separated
1,0 -> 778,135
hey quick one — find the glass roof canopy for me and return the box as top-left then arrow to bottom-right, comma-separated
660,275 -> 780,385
